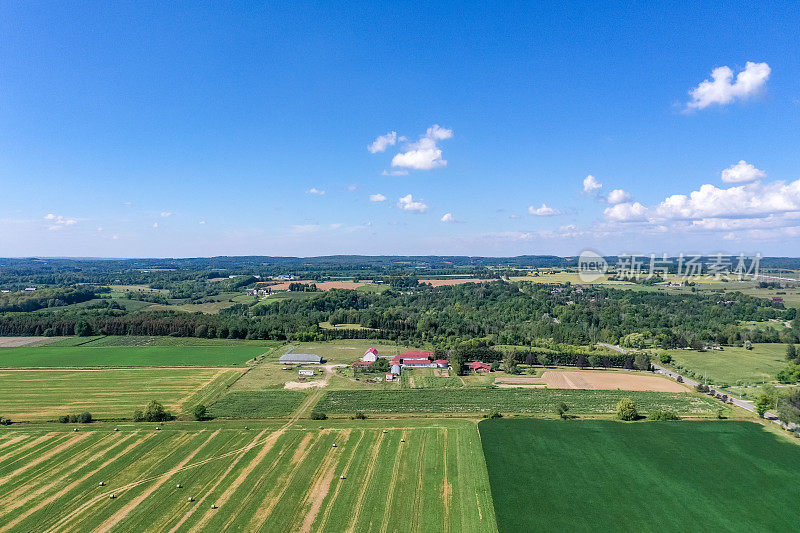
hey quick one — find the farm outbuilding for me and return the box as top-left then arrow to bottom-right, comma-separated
390,364 -> 401,375
362,347 -> 379,362
279,353 -> 322,364
469,361 -> 491,373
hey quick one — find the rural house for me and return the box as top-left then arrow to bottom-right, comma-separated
362,347 -> 379,362
469,361 -> 491,373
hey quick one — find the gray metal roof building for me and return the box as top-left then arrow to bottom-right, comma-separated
279,353 -> 322,364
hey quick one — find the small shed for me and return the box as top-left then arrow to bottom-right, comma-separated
385,372 -> 395,381
390,364 -> 401,375
279,353 -> 322,364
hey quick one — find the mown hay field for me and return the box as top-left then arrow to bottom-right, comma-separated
317,389 -> 723,416
0,345 -> 271,367
208,391 -> 307,419
480,419 -> 800,532
0,368 -> 243,421
0,420 -> 496,532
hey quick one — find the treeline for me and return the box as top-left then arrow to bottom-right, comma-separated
1,282 -> 796,348
0,287 -> 96,313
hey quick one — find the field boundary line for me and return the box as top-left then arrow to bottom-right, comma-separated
0,432 -> 148,532
92,429 -> 221,532
345,431 -> 385,533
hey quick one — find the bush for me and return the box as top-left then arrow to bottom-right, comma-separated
647,410 -> 680,421
616,397 -> 639,421
487,410 -> 503,419
633,353 -> 651,371
77,412 -> 93,424
134,400 -> 172,422
192,404 -> 208,421
353,410 -> 367,420
0,416 -> 11,426
556,402 -> 570,419
659,353 -> 672,364
58,415 -> 70,423
310,411 -> 327,420
676,375 -> 683,383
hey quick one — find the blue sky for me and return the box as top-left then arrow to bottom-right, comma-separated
2,1 -> 800,257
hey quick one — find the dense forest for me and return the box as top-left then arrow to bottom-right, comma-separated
0,281 -> 795,348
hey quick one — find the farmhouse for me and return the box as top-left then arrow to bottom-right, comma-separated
469,361 -> 491,373
279,353 -> 322,364
362,347 -> 379,362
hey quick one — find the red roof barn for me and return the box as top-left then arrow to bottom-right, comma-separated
469,361 -> 491,373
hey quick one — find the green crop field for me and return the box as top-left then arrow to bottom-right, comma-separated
0,420 -> 495,532
0,368 -> 243,421
0,344 -> 272,367
663,343 -> 788,386
317,389 -> 722,416
479,419 -> 800,532
208,391 -> 307,419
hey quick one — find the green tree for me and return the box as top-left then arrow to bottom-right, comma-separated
776,389 -> 800,425
616,397 -> 638,421
556,403 -> 570,419
192,404 -> 208,421
77,411 -> 93,423
537,353 -> 550,366
786,344 -> 797,361
755,393 -> 775,418
633,353 -> 651,371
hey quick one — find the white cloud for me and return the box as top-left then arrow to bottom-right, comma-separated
44,214 -> 77,230
369,193 -> 387,202
604,202 -> 648,221
368,131 -> 398,153
199,220 -> 206,225
381,169 -> 409,176
441,213 -> 456,223
152,222 -> 158,229
528,203 -> 561,216
721,160 -> 766,183
397,194 -> 429,213
686,61 -> 771,110
607,189 -> 632,204
160,211 -> 172,217
583,174 -> 602,194
347,184 -> 358,191
391,125 -> 453,171
306,187 -> 326,195
655,181 -> 800,220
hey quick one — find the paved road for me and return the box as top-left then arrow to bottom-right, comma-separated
597,342 -> 787,425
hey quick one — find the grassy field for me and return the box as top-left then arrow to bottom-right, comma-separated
0,368 -> 243,421
0,420 -> 495,532
0,345 -> 272,367
663,343 -> 788,386
208,391 -> 307,418
317,389 -> 723,416
480,419 -> 800,532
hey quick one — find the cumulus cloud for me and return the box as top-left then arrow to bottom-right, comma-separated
686,62 -> 771,110
655,181 -> 800,220
397,194 -> 429,213
44,213 -> 77,230
441,213 -> 456,223
607,189 -> 632,204
160,211 -> 172,217
604,202 -> 648,221
152,222 -> 158,229
306,187 -> 326,195
369,193 -> 387,202
528,203 -> 561,216
583,174 -> 602,194
381,169 -> 409,176
368,131 -> 398,153
391,125 -> 453,171
721,160 -> 766,183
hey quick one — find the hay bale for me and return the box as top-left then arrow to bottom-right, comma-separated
176,483 -> 182,488
99,481 -> 105,486
73,428 -> 78,432
382,430 -> 387,434
331,443 -> 337,448
109,494 -> 116,499
211,504 -> 218,509
114,428 -> 119,432
187,497 -> 194,502
340,475 -> 346,479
